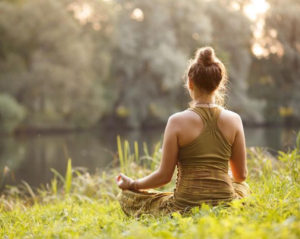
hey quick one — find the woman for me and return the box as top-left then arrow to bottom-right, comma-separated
116,46 -> 250,217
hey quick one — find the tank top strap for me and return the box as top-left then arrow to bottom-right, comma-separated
188,106 -> 222,130
188,107 -> 210,125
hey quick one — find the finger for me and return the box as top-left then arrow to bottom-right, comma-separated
118,183 -> 125,190
120,173 -> 130,181
117,178 -> 124,186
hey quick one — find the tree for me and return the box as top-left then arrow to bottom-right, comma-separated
249,0 -> 300,124
0,0 -> 112,129
0,94 -> 26,133
109,0 -> 212,128
109,0 -> 264,127
205,0 -> 265,123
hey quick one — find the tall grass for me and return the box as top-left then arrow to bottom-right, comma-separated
0,132 -> 299,238
64,158 -> 72,194
134,140 -> 139,164
117,135 -> 161,176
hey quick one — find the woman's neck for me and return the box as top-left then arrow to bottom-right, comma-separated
193,93 -> 215,105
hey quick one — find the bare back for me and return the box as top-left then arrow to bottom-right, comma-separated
175,106 -> 238,147
171,106 -> 247,182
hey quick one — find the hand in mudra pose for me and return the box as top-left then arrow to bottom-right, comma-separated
116,173 -> 136,190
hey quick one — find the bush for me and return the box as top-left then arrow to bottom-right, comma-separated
0,93 -> 26,133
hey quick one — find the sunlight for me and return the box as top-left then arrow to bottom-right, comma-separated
230,2 -> 241,11
244,0 -> 273,58
68,2 -> 93,25
252,43 -> 267,58
252,35 -> 284,58
244,0 -> 270,21
130,8 -> 144,22
269,29 -> 278,38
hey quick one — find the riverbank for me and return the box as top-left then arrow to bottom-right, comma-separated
0,137 -> 299,238
8,119 -> 300,136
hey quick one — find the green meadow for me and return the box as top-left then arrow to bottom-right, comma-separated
0,134 -> 299,239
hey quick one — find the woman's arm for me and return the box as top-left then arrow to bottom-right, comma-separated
229,114 -> 248,182
116,115 -> 179,190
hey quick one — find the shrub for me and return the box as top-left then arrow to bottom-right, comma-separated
0,93 -> 26,133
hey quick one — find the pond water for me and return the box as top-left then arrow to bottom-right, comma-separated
0,126 -> 299,188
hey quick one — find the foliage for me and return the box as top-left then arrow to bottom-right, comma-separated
0,0 -> 113,129
0,0 -> 289,130
110,0 -> 210,127
0,93 -> 26,133
109,0 -> 265,127
206,0 -> 266,123
249,0 -> 300,124
0,134 -> 299,238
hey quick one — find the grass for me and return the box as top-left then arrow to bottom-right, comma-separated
0,133 -> 299,238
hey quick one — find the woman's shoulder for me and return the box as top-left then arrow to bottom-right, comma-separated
167,109 -> 204,135
218,108 -> 243,132
167,109 -> 197,123
167,107 -> 243,129
219,108 -> 242,122
219,107 -> 241,118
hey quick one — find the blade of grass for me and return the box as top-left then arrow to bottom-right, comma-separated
50,168 -> 65,183
117,135 -> 124,172
64,158 -> 72,195
124,140 -> 128,170
151,141 -> 161,170
296,131 -> 300,152
134,141 -> 139,164
143,142 -> 149,156
21,180 -> 36,202
51,176 -> 57,195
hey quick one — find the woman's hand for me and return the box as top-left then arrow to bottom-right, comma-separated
116,173 -> 135,190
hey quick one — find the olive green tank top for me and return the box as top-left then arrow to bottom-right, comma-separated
173,106 -> 236,209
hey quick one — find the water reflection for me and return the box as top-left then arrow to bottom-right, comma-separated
244,127 -> 299,152
0,127 -> 299,188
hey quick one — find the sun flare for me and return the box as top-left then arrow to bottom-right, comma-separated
244,0 -> 270,21
241,0 -> 280,58
68,2 -> 93,24
130,8 -> 144,22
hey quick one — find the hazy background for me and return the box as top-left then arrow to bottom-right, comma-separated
0,0 -> 299,187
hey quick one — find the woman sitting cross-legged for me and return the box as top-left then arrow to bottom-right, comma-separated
116,46 -> 250,217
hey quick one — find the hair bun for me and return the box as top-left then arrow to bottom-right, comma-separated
197,47 -> 215,66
